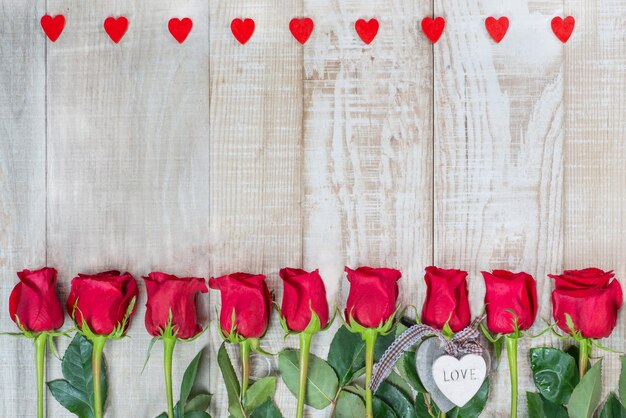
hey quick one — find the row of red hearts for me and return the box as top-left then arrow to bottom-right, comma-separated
40,15 -> 576,45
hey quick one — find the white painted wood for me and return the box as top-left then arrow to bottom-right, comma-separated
563,0 -> 626,405
433,1 -> 564,416
0,2 -> 46,417
45,1 -> 210,416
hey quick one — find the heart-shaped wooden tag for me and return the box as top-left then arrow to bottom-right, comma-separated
551,16 -> 575,43
168,18 -> 193,44
355,18 -> 379,45
41,15 -> 65,42
104,17 -> 129,44
231,18 -> 255,45
432,354 -> 487,407
421,17 -> 445,43
289,17 -> 314,45
485,16 -> 509,43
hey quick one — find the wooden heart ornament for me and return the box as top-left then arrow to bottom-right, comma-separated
432,355 -> 487,407
551,16 -> 575,43
41,15 -> 65,42
104,17 -> 129,44
485,16 -> 509,43
289,17 -> 314,45
421,17 -> 445,43
168,18 -> 193,44
231,18 -> 255,45
355,18 -> 379,45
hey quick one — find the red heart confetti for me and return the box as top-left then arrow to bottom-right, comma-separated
421,17 -> 445,43
289,17 -> 314,45
40,14 -> 65,42
231,18 -> 255,45
104,16 -> 129,44
485,16 -> 509,43
355,18 -> 379,45
551,16 -> 575,43
168,18 -> 193,44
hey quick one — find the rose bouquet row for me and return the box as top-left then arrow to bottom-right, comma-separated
4,265 -> 623,418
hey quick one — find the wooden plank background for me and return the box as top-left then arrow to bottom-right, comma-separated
0,1 -> 625,417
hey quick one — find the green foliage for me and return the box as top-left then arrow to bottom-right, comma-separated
278,349 -> 338,409
530,347 -> 579,404
447,379 -> 490,418
526,392 -> 568,418
249,400 -> 283,418
567,360 -> 603,418
599,393 -> 626,418
619,356 -> 626,404
334,390 -> 366,418
243,377 -> 277,413
374,381 -> 416,418
47,333 -> 108,418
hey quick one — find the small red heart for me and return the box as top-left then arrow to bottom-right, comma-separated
168,18 -> 193,44
40,14 -> 65,42
355,18 -> 379,45
231,18 -> 255,45
485,16 -> 509,43
104,16 -> 129,44
289,17 -> 314,45
551,16 -> 575,43
421,17 -> 445,43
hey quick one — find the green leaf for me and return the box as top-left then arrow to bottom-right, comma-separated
447,379 -> 489,418
400,349 -> 426,393
179,350 -> 203,411
619,357 -> 626,404
530,347 -> 579,404
243,376 -> 277,413
278,349 -> 338,409
183,412 -> 211,418
414,392 -> 440,418
567,359 -> 603,418
47,333 -> 108,418
373,397 -> 399,418
217,343 -> 244,418
185,394 -> 212,413
384,371 -> 414,401
375,380 -> 416,418
249,399 -> 284,418
526,392 -> 568,418
334,390 -> 366,418
600,393 -> 626,418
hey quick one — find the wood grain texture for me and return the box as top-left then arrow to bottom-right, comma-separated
563,0 -> 626,405
433,1 -> 564,416
0,2 -> 46,417
45,1 -> 210,416
208,1 -> 302,416
301,5 -> 434,412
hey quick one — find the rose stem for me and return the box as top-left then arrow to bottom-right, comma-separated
579,338 -> 591,379
505,335 -> 519,418
163,335 -> 177,418
92,335 -> 107,418
240,339 -> 252,401
35,333 -> 47,418
363,328 -> 378,418
296,332 -> 313,418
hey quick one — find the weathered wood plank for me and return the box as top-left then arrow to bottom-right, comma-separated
208,1 -> 302,416
0,2 -> 46,416
45,1 -> 210,416
302,0 -> 434,415
433,1 -> 564,416
563,0 -> 626,404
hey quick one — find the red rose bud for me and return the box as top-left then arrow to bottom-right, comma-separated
209,272 -> 272,339
280,268 -> 329,332
421,266 -> 471,332
482,270 -> 538,334
344,266 -> 401,328
550,268 -> 623,339
66,270 -> 139,335
9,267 -> 64,332
144,272 -> 208,339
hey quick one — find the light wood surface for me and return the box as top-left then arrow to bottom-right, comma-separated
0,0 -> 625,417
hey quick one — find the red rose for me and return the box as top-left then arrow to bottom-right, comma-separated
144,272 -> 208,339
9,267 -> 64,332
67,270 -> 139,335
280,268 -> 329,332
482,270 -> 538,334
209,273 -> 272,339
344,267 -> 401,328
550,268 -> 623,339
421,266 -> 471,332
